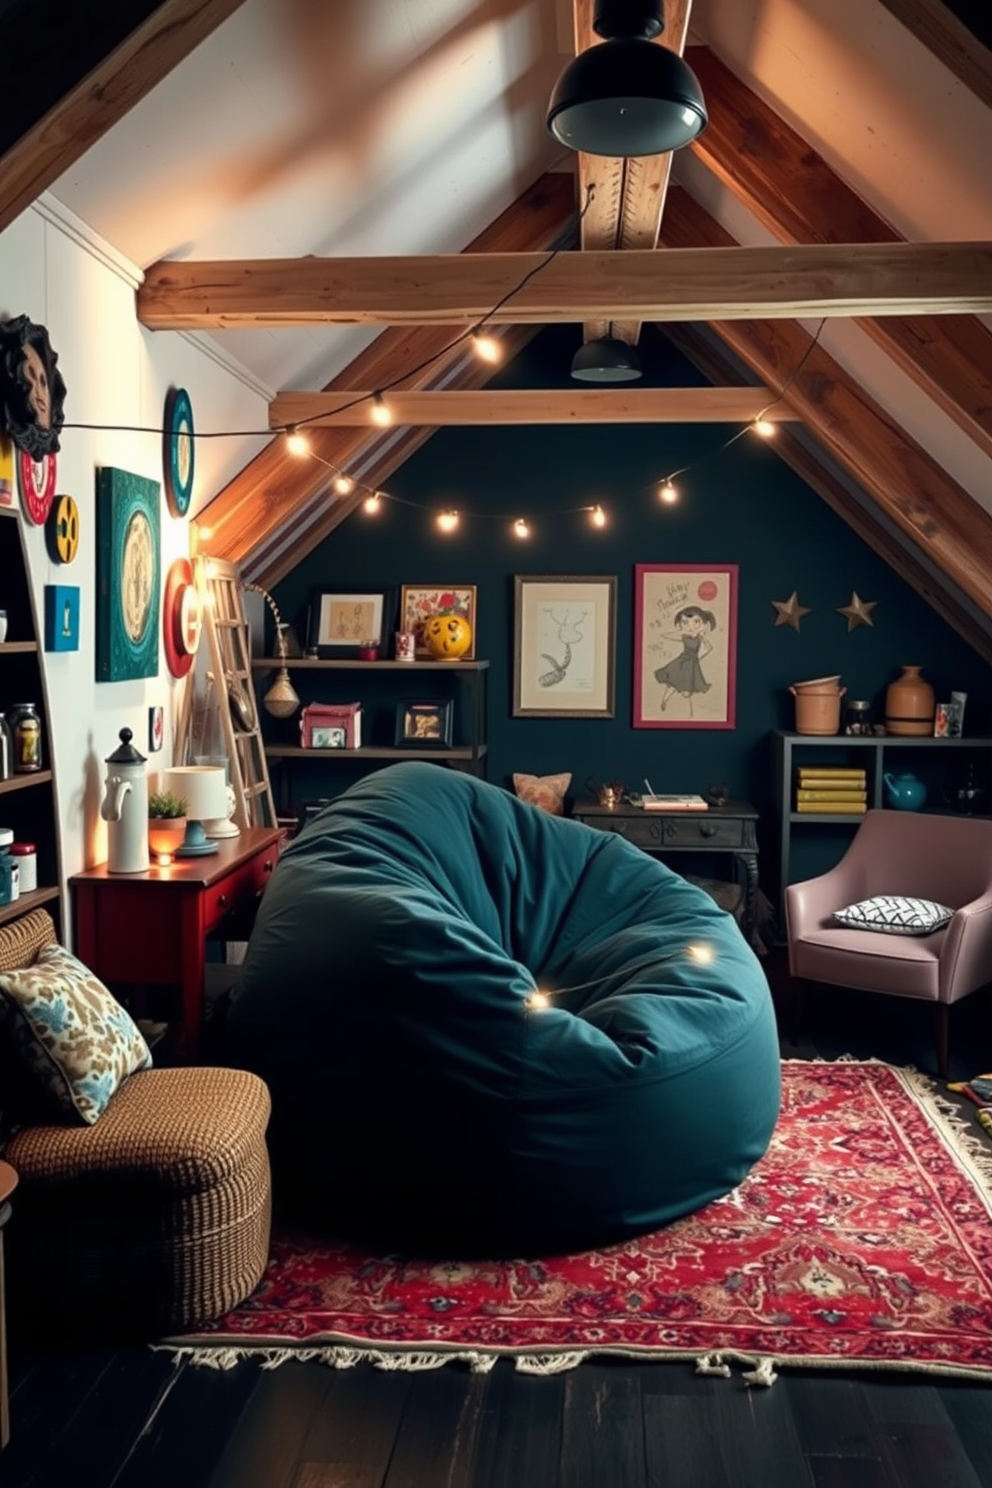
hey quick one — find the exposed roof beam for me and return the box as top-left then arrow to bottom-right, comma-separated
195,173 -> 575,573
874,0 -> 992,113
688,46 -> 992,461
664,320 -> 992,667
574,0 -> 692,344
0,0 -> 248,234
138,241 -> 992,328
269,387 -> 799,428
662,188 -> 992,627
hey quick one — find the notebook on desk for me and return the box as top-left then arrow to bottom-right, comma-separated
640,794 -> 709,811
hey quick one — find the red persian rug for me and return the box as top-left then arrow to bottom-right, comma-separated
165,1060 -> 992,1383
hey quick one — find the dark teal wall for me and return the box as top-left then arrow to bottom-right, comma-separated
273,325 -> 990,881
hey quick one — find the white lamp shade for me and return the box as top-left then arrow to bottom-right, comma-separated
163,765 -> 229,823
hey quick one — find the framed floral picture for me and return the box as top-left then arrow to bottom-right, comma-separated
513,574 -> 616,718
633,563 -> 738,729
400,584 -> 477,659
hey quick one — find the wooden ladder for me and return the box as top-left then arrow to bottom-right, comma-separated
192,555 -> 277,830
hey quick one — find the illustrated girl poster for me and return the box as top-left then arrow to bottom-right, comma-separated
634,564 -> 738,729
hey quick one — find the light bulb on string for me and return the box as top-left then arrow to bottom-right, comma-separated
363,491 -> 383,515
658,480 -> 679,505
436,510 -> 460,534
333,474 -> 355,496
590,504 -> 607,529
513,517 -> 531,540
753,417 -> 776,438
370,393 -> 392,427
285,426 -> 310,457
471,329 -> 502,365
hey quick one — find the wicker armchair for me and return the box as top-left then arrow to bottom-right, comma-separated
0,908 -> 272,1336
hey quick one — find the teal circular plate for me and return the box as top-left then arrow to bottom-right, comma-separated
163,386 -> 195,517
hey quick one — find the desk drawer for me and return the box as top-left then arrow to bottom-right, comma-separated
202,848 -> 279,931
590,814 -> 747,850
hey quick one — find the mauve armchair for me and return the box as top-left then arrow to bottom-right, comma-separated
785,809 -> 992,1077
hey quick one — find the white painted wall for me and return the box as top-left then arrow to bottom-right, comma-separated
0,197 -> 270,900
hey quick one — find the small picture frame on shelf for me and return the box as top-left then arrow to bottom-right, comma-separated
395,699 -> 453,747
311,725 -> 347,749
307,587 -> 394,659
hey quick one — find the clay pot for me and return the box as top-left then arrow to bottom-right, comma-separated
884,666 -> 934,736
789,676 -> 846,736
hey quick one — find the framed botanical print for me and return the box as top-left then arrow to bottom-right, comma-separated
95,466 -> 161,682
307,587 -> 393,657
633,563 -> 738,729
513,574 -> 616,718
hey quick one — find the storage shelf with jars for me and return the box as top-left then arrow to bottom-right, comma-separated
250,657 -> 489,812
0,508 -> 62,933
770,729 -> 992,931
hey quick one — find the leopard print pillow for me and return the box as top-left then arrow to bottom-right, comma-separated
0,943 -> 152,1125
512,771 -> 572,816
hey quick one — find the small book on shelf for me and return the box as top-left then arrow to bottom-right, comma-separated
641,794 -> 709,811
795,788 -> 868,803
796,766 -> 866,779
795,800 -> 866,813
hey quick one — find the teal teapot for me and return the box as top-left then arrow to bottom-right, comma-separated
883,771 -> 927,812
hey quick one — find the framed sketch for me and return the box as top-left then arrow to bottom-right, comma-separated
513,574 -> 616,718
308,588 -> 392,658
400,584 -> 477,659
395,699 -> 453,747
633,563 -> 738,729
95,466 -> 161,682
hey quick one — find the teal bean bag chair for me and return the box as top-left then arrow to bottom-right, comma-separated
228,762 -> 780,1255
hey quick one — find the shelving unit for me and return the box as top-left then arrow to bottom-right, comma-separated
251,657 -> 489,813
0,508 -> 62,933
771,729 -> 992,927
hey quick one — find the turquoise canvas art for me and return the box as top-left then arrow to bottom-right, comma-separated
95,466 -> 161,682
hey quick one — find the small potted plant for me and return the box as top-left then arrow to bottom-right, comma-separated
148,789 -> 188,865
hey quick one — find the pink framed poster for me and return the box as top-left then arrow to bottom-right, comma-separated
633,563 -> 738,729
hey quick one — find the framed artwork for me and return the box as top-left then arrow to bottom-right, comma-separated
400,584 -> 477,659
163,386 -> 195,517
44,584 -> 79,652
0,314 -> 67,460
308,588 -> 393,658
95,466 -> 161,683
395,699 -> 453,747
512,574 -> 616,718
148,705 -> 164,753
633,563 -> 738,730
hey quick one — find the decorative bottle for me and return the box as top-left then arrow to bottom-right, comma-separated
884,666 -> 934,737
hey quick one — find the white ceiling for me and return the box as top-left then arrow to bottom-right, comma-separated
47,0 -> 992,502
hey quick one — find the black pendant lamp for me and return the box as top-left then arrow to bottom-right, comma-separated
570,335 -> 642,383
547,0 -> 707,157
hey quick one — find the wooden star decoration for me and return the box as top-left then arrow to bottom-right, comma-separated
771,591 -> 812,631
837,591 -> 877,631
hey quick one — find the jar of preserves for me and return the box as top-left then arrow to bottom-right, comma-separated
9,842 -> 37,895
9,702 -> 42,772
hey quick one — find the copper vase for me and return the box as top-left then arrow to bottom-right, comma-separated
884,665 -> 934,736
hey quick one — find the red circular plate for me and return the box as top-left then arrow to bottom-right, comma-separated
163,556 -> 201,678
17,450 -> 57,525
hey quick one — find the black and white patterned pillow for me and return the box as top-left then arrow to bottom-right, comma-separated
833,895 -> 954,936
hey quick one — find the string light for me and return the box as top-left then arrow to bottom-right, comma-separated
526,943 -> 716,1011
590,504 -> 607,528
658,481 -> 678,505
753,417 -> 776,438
436,510 -> 460,533
333,474 -> 355,496
363,492 -> 383,515
471,329 -> 502,365
513,517 -> 530,539
285,426 -> 310,457
370,393 -> 392,427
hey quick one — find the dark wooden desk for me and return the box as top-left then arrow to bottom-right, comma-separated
571,798 -> 760,940
71,827 -> 282,1059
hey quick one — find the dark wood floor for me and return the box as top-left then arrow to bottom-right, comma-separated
6,954 -> 992,1488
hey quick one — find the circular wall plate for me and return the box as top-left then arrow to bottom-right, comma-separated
163,386 -> 195,517
163,556 -> 202,677
17,449 -> 57,525
46,492 -> 80,563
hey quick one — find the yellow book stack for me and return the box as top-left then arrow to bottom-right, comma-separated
794,765 -> 868,813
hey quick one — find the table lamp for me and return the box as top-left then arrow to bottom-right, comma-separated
163,766 -> 228,857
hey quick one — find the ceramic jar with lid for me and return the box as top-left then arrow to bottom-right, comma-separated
9,841 -> 36,895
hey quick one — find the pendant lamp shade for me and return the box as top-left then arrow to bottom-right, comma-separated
570,336 -> 642,383
547,2 -> 707,157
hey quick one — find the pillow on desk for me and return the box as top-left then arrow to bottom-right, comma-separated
833,895 -> 954,936
0,943 -> 152,1125
512,771 -> 571,816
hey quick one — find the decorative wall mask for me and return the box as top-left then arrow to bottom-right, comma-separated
0,315 -> 67,459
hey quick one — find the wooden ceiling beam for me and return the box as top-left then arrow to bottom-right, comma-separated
661,188 -> 992,627
269,387 -> 799,428
663,320 -> 992,666
138,240 -> 992,328
0,0 -> 248,234
194,173 -> 575,570
688,46 -> 992,461
874,0 -> 992,113
574,0 -> 692,345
